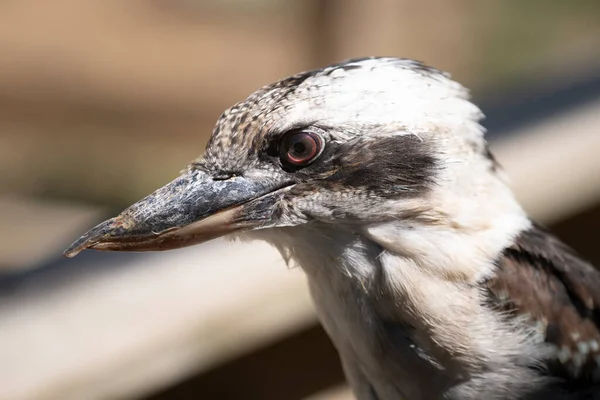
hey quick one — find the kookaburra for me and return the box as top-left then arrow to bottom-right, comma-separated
65,58 -> 600,399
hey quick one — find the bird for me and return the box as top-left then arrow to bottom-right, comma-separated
65,57 -> 600,399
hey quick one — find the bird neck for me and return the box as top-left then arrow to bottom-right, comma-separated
257,204 -> 541,400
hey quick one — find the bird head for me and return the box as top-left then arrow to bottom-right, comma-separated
65,57 -> 503,258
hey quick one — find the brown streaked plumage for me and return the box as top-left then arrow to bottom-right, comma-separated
64,57 -> 600,399
489,223 -> 600,383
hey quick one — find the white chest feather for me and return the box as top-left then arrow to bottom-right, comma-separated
255,211 -> 549,399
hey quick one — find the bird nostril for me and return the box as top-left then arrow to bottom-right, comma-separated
212,172 -> 239,181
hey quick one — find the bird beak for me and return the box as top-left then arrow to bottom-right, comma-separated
64,168 -> 291,258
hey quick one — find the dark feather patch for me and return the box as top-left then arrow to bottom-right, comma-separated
327,135 -> 438,197
486,223 -> 600,386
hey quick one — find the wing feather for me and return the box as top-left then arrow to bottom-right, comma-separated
487,223 -> 600,381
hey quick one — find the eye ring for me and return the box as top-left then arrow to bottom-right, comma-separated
279,130 -> 324,168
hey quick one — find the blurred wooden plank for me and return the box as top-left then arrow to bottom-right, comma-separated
492,97 -> 600,224
149,324 -> 345,400
0,239 -> 314,400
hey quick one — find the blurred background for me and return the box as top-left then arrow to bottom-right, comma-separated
0,1 -> 599,399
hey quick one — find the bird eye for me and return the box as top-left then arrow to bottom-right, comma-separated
280,130 -> 323,168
